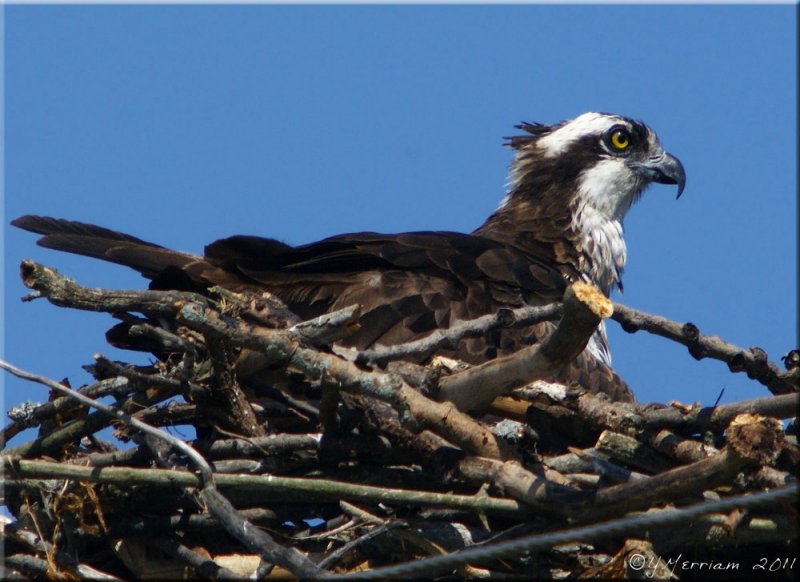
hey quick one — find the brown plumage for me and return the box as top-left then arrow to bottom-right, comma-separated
12,113 -> 687,403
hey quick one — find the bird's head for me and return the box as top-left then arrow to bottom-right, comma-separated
484,112 -> 686,294
505,112 -> 685,222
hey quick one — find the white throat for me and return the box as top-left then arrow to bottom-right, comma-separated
573,158 -> 639,294
574,204 -> 627,294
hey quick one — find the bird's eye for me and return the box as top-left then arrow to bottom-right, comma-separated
607,127 -> 631,151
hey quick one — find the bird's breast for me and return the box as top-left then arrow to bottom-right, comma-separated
573,204 -> 627,294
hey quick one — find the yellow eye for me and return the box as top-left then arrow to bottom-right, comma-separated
610,129 -> 630,150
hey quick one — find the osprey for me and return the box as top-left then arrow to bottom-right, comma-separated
13,112 -> 685,403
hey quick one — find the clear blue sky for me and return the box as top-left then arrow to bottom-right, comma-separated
3,5 -> 797,447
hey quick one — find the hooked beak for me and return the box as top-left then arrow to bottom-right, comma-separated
635,151 -> 687,199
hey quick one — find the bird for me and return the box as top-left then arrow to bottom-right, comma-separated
12,112 -> 685,403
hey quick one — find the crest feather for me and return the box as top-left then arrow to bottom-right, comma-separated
505,121 -> 551,149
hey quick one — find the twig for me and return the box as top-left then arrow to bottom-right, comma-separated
3,520 -> 124,580
647,429 -> 720,464
339,501 -> 386,525
10,258 -> 797,577
356,303 -> 561,365
594,431 -> 674,473
176,301 -> 514,460
650,510 -> 798,552
317,521 -> 406,571
543,448 -> 648,484
148,535 -> 246,580
204,333 -> 265,437
4,409 -> 116,458
350,391 -> 588,515
91,355 -> 204,393
128,322 -> 197,353
524,388 -> 798,444
0,359 -> 325,579
77,508 -> 281,538
583,414 -> 786,520
4,555 -> 56,579
612,302 -> 798,395
437,282 -> 611,411
17,259 -> 507,460
289,304 -> 362,346
5,377 -> 127,431
1,457 -> 528,517
641,392 -> 798,433
19,259 -> 209,317
332,485 -> 799,580
197,433 -> 321,458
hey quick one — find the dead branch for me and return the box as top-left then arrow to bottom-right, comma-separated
288,304 -> 362,346
2,519 -> 124,580
18,260 -> 515,459
19,259 -> 209,317
612,302 -> 799,395
523,387 -> 798,445
641,391 -> 798,433
357,303 -> 561,365
594,430 -> 674,473
0,359 -> 324,580
585,413 -> 786,520
176,301 -> 514,460
437,282 -> 611,411
5,260 -> 797,579
648,428 -> 720,464
2,457 -> 527,518
143,536 -> 245,580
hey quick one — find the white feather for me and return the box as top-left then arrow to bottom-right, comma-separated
537,112 -> 625,158
572,158 -> 642,293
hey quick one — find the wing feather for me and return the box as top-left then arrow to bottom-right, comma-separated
12,215 -> 632,401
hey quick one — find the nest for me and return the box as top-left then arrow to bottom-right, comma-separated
2,260 -> 798,580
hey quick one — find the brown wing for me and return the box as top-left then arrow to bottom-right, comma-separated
12,215 -> 632,400
205,231 -> 570,359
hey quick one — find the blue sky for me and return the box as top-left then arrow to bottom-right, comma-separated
3,5 -> 797,447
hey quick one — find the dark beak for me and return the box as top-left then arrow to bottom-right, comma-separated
631,151 -> 686,198
643,152 -> 686,199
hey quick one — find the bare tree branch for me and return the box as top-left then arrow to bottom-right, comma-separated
357,303 -> 561,365
612,302 -> 798,395
1,457 -> 528,518
7,260 -> 796,578
437,281 -> 611,411
0,359 -> 325,579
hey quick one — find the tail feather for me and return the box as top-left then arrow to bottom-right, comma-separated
11,215 -> 200,279
11,215 -> 162,247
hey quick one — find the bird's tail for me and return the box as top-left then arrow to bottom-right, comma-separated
11,215 -> 202,281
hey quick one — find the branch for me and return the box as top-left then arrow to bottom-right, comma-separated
3,381 -> 181,458
19,259 -> 208,317
1,457 -> 528,518
437,282 -> 611,411
288,304 -> 362,346
641,392 -> 798,433
583,413 -> 786,520
330,485 -> 798,580
177,302 -> 514,460
351,395 -> 589,516
524,387 -> 798,443
204,333 -> 266,437
612,302 -> 798,395
0,359 -> 325,579
145,536 -> 246,580
17,260 -> 511,460
3,520 -> 124,580
357,303 -> 561,365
